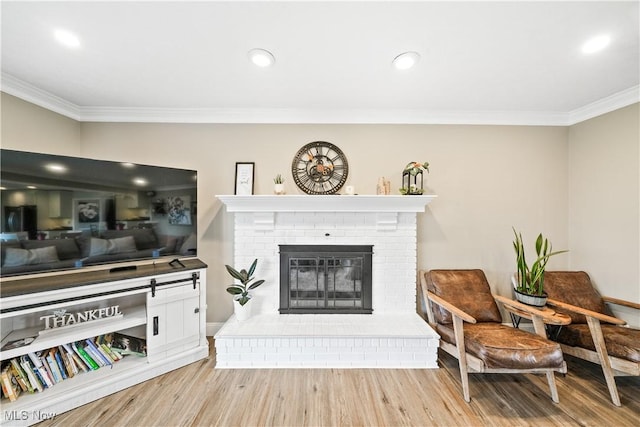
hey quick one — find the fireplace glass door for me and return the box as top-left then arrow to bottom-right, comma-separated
279,245 -> 373,314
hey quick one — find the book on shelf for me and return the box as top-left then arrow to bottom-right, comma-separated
9,359 -> 33,393
1,364 -> 21,402
81,343 -> 101,367
84,339 -> 111,367
96,334 -> 122,361
39,353 -> 56,385
72,342 -> 100,370
58,345 -> 76,378
112,332 -> 147,357
100,343 -> 122,361
97,343 -> 116,363
62,343 -> 88,372
28,352 -> 54,388
51,347 -> 68,380
44,353 -> 61,383
21,355 -> 45,391
19,356 -> 43,392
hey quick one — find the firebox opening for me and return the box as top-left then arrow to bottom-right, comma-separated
279,245 -> 373,314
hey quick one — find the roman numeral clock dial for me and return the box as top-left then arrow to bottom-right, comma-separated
291,141 -> 349,195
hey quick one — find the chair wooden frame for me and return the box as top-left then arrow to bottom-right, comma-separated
546,296 -> 640,406
419,271 -> 567,403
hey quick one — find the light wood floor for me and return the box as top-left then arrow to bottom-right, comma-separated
39,338 -> 639,426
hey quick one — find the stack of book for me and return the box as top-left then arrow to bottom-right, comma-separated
0,333 -> 146,402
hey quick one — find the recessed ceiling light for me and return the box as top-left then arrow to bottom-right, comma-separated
133,177 -> 148,186
45,163 -> 67,173
121,162 -> 136,168
582,35 -> 611,54
54,29 -> 81,49
248,48 -> 275,67
392,51 -> 420,70
0,187 -> 6,191
27,185 -> 37,189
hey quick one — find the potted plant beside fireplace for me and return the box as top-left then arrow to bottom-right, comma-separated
512,228 -> 567,307
225,258 -> 265,321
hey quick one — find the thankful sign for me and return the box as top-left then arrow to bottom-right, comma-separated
40,305 -> 123,330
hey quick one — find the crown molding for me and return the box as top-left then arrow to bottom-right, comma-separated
1,73 -> 83,121
567,85 -> 639,125
2,73 -> 637,126
78,106 -> 571,126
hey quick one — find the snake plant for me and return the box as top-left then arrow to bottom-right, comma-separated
512,228 -> 567,296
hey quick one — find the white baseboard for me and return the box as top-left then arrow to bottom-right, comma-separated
207,322 -> 225,337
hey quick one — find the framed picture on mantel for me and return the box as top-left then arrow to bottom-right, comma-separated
235,162 -> 255,195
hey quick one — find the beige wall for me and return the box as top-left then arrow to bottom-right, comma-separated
1,94 -> 81,155
568,103 -> 639,326
3,93 -> 637,326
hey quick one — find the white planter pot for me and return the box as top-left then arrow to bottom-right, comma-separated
514,289 -> 548,307
234,298 -> 252,321
274,183 -> 285,195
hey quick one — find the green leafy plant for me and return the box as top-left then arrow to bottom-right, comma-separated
225,259 -> 265,306
512,228 -> 568,296
273,174 -> 284,184
404,161 -> 430,175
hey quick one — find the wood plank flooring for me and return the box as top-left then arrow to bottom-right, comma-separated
38,338 -> 639,426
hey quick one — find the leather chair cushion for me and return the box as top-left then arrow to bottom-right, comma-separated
543,271 -> 610,324
426,269 -> 502,324
437,323 -> 565,370
556,324 -> 640,363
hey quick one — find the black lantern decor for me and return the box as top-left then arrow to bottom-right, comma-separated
400,162 -> 429,195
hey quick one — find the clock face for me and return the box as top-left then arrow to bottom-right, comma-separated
291,141 -> 349,195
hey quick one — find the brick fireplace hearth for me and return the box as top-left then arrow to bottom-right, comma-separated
214,195 -> 440,368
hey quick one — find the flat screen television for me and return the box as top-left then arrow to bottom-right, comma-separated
0,149 -> 197,277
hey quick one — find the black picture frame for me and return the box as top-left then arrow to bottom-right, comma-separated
235,162 -> 255,195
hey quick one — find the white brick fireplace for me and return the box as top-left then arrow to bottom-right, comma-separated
214,195 -> 440,368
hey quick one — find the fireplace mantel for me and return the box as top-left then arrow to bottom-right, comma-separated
217,195 -> 437,213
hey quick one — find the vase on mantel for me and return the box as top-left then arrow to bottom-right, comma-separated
274,184 -> 285,195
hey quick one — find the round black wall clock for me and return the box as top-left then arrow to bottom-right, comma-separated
291,141 -> 349,195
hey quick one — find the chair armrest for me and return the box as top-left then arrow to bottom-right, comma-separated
493,294 -> 569,325
603,296 -> 640,311
546,298 -> 626,325
426,291 -> 477,324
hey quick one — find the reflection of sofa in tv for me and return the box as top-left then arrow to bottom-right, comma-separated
1,229 -> 196,276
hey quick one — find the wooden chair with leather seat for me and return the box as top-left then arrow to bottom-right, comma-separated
419,269 -> 567,403
543,271 -> 640,406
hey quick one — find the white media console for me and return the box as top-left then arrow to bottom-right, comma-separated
0,259 -> 208,426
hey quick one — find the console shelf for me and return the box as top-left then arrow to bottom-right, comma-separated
0,259 -> 208,426
0,305 -> 146,360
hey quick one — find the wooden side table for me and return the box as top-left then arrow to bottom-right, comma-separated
503,303 -> 571,340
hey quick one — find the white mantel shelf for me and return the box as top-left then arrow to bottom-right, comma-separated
216,195 -> 437,213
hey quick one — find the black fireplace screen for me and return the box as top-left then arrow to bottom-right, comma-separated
279,245 -> 373,314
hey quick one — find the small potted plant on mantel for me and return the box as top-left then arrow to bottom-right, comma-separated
225,259 -> 265,321
511,228 -> 568,307
273,174 -> 285,195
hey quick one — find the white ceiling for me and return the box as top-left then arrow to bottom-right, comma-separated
1,1 -> 639,125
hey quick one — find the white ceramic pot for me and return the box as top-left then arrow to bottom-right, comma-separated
514,289 -> 548,307
274,183 -> 285,195
234,298 -> 252,321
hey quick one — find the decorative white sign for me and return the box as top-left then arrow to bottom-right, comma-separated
40,305 -> 123,330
